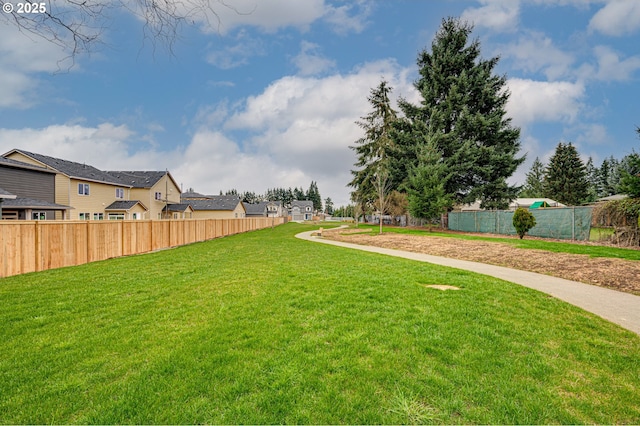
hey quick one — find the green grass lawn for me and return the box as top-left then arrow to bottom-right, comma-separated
1,223 -> 639,424
352,224 -> 640,260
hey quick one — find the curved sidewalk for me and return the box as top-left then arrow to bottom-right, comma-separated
296,230 -> 640,336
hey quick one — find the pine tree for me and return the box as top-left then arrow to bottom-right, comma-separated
543,142 -> 589,206
306,181 -> 323,212
584,157 -> 599,202
406,138 -> 452,227
324,197 -> 334,215
393,17 -> 523,209
520,157 -> 546,198
349,80 -> 398,212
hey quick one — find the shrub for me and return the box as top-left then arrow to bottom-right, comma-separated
513,208 -> 536,239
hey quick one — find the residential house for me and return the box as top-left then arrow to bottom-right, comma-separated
0,156 -> 72,220
243,201 -> 284,218
182,194 -> 246,219
289,200 -> 313,221
3,149 -> 133,220
106,171 -> 182,219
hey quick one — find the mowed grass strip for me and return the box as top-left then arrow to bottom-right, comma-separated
1,223 -> 639,424
352,224 -> 640,260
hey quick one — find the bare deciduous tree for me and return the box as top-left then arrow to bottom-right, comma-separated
0,0 -> 248,60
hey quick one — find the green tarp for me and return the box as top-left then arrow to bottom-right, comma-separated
448,207 -> 593,240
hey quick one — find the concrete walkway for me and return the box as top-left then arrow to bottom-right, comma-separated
296,230 -> 640,336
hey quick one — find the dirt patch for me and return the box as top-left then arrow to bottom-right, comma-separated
323,228 -> 640,296
423,285 -> 461,291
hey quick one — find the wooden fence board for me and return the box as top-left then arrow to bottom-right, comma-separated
1,217 -> 284,278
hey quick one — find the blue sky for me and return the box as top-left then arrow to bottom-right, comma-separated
1,0 -> 639,207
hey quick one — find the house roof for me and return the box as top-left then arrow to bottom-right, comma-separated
106,170 -> 180,191
597,194 -> 628,202
0,187 -> 17,199
184,195 -> 243,211
0,156 -> 56,173
243,202 -> 267,215
163,203 -> 194,213
181,190 -> 209,199
105,200 -> 148,211
1,196 -> 72,210
291,200 -> 313,208
4,149 -> 130,187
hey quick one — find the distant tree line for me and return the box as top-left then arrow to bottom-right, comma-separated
521,132 -> 640,205
224,181 -> 327,213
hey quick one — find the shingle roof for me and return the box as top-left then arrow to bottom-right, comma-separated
184,195 -> 242,211
163,203 -> 193,212
1,197 -> 71,209
291,200 -> 313,208
106,171 -> 167,188
0,187 -> 17,198
105,200 -> 148,211
0,156 -> 55,173
243,202 -> 267,215
8,149 -> 129,186
181,191 -> 209,199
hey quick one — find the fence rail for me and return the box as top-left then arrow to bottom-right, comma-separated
1,217 -> 285,278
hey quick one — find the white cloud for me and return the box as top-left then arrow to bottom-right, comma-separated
589,0 -> 640,36
461,0 -> 520,32
497,31 -> 575,80
0,25 -> 74,109
591,45 -> 640,81
291,41 -> 336,76
198,0 -> 327,34
323,1 -> 372,35
506,78 -> 585,126
205,30 -> 266,69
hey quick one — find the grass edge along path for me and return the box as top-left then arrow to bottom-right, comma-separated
347,224 -> 640,260
1,223 -> 639,424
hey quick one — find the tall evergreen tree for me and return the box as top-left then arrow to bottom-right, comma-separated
597,156 -> 620,197
520,157 -> 546,198
543,142 -> 589,206
349,80 -> 398,213
584,157 -> 599,202
324,197 -> 334,215
306,181 -> 323,212
393,17 -> 523,209
406,138 -> 452,227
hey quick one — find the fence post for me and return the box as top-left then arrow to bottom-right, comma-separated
572,207 -> 575,240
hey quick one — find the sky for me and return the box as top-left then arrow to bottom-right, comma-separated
1,0 -> 639,208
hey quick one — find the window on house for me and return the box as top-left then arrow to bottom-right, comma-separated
155,192 -> 162,200
93,213 -> 104,220
108,213 -> 125,220
32,212 -> 46,220
115,188 -> 124,199
78,183 -> 90,196
79,212 -> 90,220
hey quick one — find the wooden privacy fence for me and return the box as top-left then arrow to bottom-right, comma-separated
1,217 -> 285,278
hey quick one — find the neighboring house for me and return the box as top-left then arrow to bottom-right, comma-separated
182,195 -> 246,219
162,203 -> 194,219
104,200 -> 148,220
0,156 -> 72,220
460,198 -> 566,211
243,201 -> 284,218
106,171 -> 181,219
3,149 -> 131,220
289,200 -> 313,221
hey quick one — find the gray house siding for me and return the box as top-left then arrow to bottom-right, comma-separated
0,165 -> 55,203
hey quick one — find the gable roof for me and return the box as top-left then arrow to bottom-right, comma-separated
243,202 -> 267,215
0,156 -> 56,174
0,187 -> 17,199
184,195 -> 244,211
163,203 -> 194,213
291,200 -> 313,208
4,149 -> 129,187
181,190 -> 209,199
105,200 -> 148,211
106,170 -> 180,191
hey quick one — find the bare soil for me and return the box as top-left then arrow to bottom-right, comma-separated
322,227 -> 640,296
